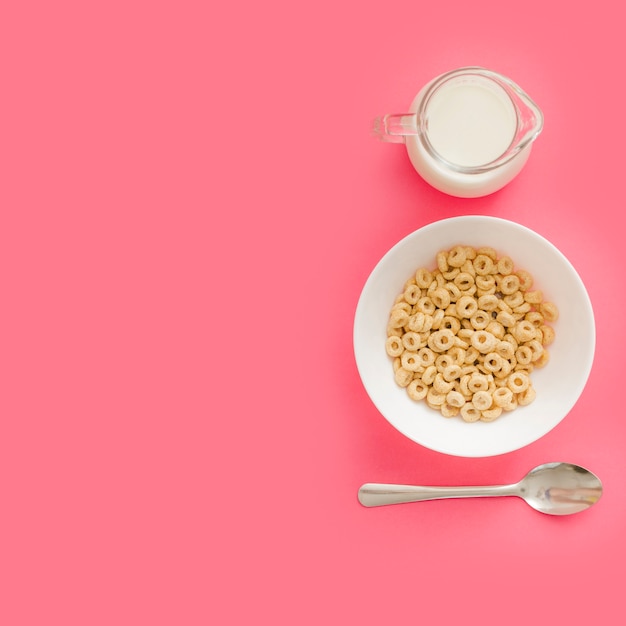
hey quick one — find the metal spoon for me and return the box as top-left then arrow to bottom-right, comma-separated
358,462 -> 602,515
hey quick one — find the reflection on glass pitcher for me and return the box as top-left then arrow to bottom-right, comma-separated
373,67 -> 544,198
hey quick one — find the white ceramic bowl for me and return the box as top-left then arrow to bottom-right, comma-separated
353,216 -> 595,457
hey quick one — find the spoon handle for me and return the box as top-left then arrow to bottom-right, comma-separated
358,483 -> 517,507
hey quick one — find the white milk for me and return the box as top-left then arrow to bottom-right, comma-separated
405,76 -> 533,198
426,81 -> 516,167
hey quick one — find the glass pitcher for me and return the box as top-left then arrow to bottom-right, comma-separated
373,67 -> 544,198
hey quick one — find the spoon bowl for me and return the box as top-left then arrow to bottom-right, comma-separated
516,462 -> 602,515
358,462 -> 602,515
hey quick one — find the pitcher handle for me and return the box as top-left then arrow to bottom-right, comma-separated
372,113 -> 420,143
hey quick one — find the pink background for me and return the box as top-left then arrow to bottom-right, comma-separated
1,1 -> 624,624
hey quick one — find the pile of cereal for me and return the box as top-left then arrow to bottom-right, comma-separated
385,246 -> 558,422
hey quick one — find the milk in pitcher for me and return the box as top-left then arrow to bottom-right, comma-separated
375,68 -> 544,198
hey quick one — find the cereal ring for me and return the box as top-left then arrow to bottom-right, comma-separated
444,282 -> 461,302
435,353 -> 454,370
387,323 -> 402,338
440,403 -> 460,418
421,364 -> 437,385
471,330 -> 498,354
401,351 -> 422,372
477,294 -> 499,311
503,291 -> 524,308
433,373 -> 454,394
480,406 -> 503,422
416,296 -> 436,315
442,364 -> 462,382
495,340 -> 515,360
401,331 -> 421,351
417,347 -> 435,367
485,321 -> 505,340
456,295 -> 478,318
389,307 -> 410,328
476,274 -> 496,291
407,312 -> 426,332
524,290 -> 543,305
470,310 -> 491,330
513,302 -> 531,316
460,402 -> 481,422
407,379 -> 428,401
429,329 -> 456,352
394,367 -> 413,387
500,274 -> 520,295
507,371 -> 530,394
515,345 -> 533,365
427,387 -> 446,406
540,302 -> 559,322
515,269 -> 533,291
415,268 -> 434,289
483,352 -> 504,373
446,390 -> 466,408
448,346 -> 466,366
503,397 -> 519,411
448,245 -> 467,268
540,325 -> 555,346
497,256 -> 514,275
524,311 -> 544,327
385,336 -> 404,357
454,272 -> 475,291
517,385 -> 537,406
430,287 -> 451,310
460,284 -> 477,297
493,359 -> 512,380
468,374 -> 489,393
443,268 -> 460,281
496,310 -> 516,328
404,283 -> 421,305
493,387 -> 513,407
472,390 -> 492,411
473,254 -> 495,276
513,320 -> 536,343
438,315 -> 460,335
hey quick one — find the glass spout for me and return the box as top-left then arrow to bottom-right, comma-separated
372,113 -> 420,143
508,83 -> 544,153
